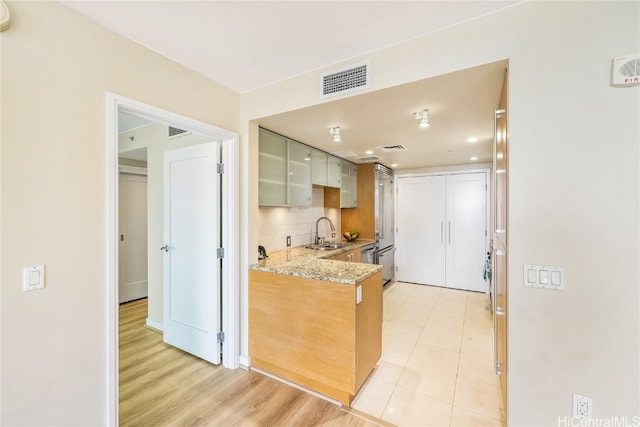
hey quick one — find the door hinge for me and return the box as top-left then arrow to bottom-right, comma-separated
217,331 -> 225,343
217,163 -> 224,174
217,247 -> 225,258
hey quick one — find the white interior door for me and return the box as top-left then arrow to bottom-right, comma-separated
118,173 -> 148,303
396,175 -> 446,285
445,173 -> 487,292
163,142 -> 221,364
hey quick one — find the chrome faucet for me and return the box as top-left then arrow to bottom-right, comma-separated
315,216 -> 335,245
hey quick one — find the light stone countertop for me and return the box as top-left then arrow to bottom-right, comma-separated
249,240 -> 382,285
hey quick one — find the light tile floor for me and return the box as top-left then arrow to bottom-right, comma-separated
351,281 -> 505,426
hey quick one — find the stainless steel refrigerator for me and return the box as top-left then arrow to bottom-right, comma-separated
374,164 -> 395,284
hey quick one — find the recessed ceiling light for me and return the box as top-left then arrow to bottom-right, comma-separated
467,137 -> 479,143
411,110 -> 430,128
470,156 -> 479,161
390,163 -> 398,168
365,150 -> 373,155
329,127 -> 341,142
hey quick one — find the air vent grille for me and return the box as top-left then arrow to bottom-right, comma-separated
330,150 -> 359,158
355,156 -> 381,163
168,126 -> 190,139
377,144 -> 408,152
320,60 -> 370,99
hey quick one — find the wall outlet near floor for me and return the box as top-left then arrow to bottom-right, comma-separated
572,393 -> 592,418
286,235 -> 291,247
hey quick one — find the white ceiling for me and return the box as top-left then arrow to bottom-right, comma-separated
62,1 -> 516,169
256,59 -> 507,168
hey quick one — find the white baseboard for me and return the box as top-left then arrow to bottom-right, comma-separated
145,318 -> 163,332
239,355 -> 250,369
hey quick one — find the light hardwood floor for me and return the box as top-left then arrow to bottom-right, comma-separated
119,298 -> 391,426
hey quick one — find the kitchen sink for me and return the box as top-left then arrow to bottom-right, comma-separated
304,243 -> 349,250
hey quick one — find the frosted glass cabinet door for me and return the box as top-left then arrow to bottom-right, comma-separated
258,129 -> 287,205
287,140 -> 312,206
349,162 -> 358,207
312,149 -> 328,186
341,160 -> 350,207
327,155 -> 342,188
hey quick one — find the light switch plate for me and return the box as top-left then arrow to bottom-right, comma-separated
23,265 -> 45,291
524,264 -> 564,290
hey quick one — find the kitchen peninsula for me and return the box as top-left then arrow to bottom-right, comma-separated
248,241 -> 383,406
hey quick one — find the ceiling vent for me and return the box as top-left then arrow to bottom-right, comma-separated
377,144 -> 408,152
320,60 -> 370,99
168,126 -> 191,139
330,150 -> 359,158
355,155 -> 381,163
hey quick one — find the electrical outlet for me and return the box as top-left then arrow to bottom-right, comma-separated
572,393 -> 592,418
286,236 -> 291,247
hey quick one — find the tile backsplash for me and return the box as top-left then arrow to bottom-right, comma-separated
258,187 -> 341,253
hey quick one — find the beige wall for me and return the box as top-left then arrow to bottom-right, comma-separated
1,1 -> 239,425
243,1 -> 639,424
1,1 -> 638,425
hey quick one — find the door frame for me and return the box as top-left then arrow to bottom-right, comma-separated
105,93 -> 240,425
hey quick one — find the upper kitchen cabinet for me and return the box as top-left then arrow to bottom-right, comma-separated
328,155 -> 342,188
259,128 -> 311,207
312,149 -> 342,188
311,149 -> 328,186
258,129 -> 287,205
287,140 -> 312,206
341,161 -> 358,208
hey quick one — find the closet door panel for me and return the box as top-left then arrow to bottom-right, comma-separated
445,173 -> 487,291
396,176 -> 446,285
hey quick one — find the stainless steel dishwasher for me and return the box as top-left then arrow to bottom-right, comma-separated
360,242 -> 376,265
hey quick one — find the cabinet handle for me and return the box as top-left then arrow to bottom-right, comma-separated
448,221 -> 451,244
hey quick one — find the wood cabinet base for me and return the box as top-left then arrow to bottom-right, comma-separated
249,270 -> 382,406
251,357 -> 353,406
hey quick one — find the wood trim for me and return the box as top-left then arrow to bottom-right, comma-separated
324,186 -> 341,208
341,164 -> 375,239
327,248 -> 360,262
354,273 -> 382,390
249,270 -> 356,394
250,358 -> 353,405
249,269 -> 382,405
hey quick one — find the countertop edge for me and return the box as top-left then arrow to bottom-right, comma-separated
249,263 -> 382,285
249,240 -> 381,285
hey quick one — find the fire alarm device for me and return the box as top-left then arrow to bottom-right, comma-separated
611,53 -> 640,87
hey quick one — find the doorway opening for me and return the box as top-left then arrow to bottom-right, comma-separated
106,93 -> 239,424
